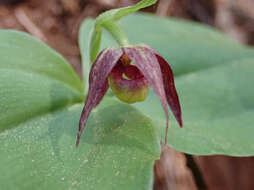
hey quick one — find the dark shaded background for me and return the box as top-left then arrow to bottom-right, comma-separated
1,0 -> 254,189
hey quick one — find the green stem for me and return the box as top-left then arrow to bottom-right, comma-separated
89,0 -> 158,62
90,22 -> 129,63
102,22 -> 130,47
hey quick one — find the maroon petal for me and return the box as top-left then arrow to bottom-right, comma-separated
156,54 -> 183,127
140,44 -> 182,127
123,46 -> 169,143
76,47 -> 123,147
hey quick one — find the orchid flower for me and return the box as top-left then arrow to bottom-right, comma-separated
76,0 -> 183,147
76,44 -> 182,146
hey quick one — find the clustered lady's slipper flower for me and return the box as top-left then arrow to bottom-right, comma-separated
76,44 -> 182,147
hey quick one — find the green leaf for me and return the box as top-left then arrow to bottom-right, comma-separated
0,100 -> 160,190
79,13 -> 254,156
0,30 -> 83,131
0,30 -> 160,189
79,19 -> 95,94
134,59 -> 254,156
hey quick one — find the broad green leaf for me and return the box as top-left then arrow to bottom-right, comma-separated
0,30 -> 83,131
0,100 -> 160,190
79,13 -> 254,156
134,59 -> 254,156
0,30 -> 160,189
0,30 -> 82,91
79,19 -> 95,94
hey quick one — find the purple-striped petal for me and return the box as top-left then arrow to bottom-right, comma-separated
140,44 -> 183,127
76,47 -> 123,147
123,46 -> 170,143
156,54 -> 182,127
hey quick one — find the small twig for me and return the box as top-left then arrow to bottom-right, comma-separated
14,7 -> 47,42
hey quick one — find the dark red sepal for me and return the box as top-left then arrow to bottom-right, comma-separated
140,44 -> 183,128
123,45 -> 170,143
76,48 -> 123,147
156,54 -> 182,127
